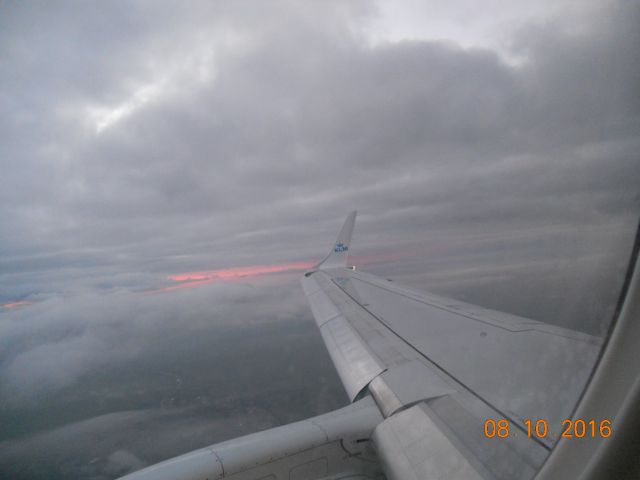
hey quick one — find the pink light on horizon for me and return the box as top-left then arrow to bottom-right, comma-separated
153,261 -> 315,293
1,300 -> 36,310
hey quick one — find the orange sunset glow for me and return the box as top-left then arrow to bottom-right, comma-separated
156,261 -> 316,293
1,300 -> 36,310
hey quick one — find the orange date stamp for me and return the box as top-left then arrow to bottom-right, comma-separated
483,419 -> 612,440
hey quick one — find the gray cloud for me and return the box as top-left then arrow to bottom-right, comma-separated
1,2 -> 637,295
0,1 -> 638,478
0,277 -> 311,401
0,275 -> 347,478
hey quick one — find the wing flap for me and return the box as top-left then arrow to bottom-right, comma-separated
368,360 -> 456,416
372,402 -> 485,480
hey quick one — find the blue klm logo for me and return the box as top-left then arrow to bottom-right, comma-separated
334,243 -> 349,252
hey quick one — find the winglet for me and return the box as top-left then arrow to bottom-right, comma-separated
316,211 -> 357,270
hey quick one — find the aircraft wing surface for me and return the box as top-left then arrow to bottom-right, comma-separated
120,212 -> 603,480
301,211 -> 602,479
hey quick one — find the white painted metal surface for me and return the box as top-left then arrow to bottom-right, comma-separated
318,314 -> 386,401
119,396 -> 384,480
298,213 -> 612,479
369,360 -> 456,417
302,273 -> 386,402
346,270 -> 601,431
316,210 -> 357,270
372,402 -> 484,480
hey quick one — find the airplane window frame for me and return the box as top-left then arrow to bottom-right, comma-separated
537,221 -> 640,479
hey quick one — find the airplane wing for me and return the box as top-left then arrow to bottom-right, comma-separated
120,212 -> 602,480
303,212 -> 602,479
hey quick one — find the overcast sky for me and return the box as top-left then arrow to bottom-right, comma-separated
1,0 -> 638,300
0,1 -> 639,478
